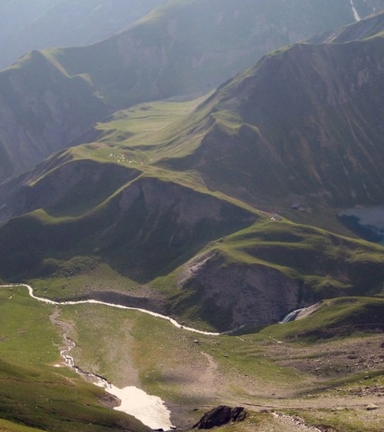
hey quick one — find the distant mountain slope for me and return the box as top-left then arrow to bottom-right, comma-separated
0,0 -> 167,70
0,50 -> 110,182
159,11 -> 384,209
1,0 -> 384,182
0,96 -> 383,332
310,2 -> 384,43
54,0 -> 384,108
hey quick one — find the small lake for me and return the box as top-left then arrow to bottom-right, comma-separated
338,206 -> 384,244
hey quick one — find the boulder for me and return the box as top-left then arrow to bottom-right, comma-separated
193,405 -> 246,429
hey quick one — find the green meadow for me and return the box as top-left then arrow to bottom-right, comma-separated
0,286 -> 148,432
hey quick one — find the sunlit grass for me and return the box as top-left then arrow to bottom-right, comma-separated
0,286 -> 149,431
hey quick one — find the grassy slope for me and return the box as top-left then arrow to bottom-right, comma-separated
1,8 -> 384,432
0,419 -> 45,432
1,94 -> 383,327
263,296 -> 384,340
0,286 -> 149,432
91,94 -> 211,147
0,95 -> 261,286
3,284 -> 384,432
220,220 -> 384,297
154,218 -> 384,331
154,18 -> 384,212
57,291 -> 384,432
0,169 -> 257,284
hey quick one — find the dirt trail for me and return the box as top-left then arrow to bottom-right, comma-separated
198,352 -> 218,388
262,413 -> 323,432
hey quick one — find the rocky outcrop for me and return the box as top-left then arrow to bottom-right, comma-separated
193,406 -> 246,429
177,252 -> 305,331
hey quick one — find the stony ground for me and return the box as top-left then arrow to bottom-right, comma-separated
176,334 -> 384,431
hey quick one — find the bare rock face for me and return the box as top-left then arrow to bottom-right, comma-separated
193,406 -> 246,429
179,252 -> 304,330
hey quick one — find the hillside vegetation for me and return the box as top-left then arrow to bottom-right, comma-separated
1,6 -> 384,431
158,12 -> 384,209
0,286 -> 149,432
1,88 -> 384,332
1,0 -> 384,181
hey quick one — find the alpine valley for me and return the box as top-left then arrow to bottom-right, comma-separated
1,1 -> 384,432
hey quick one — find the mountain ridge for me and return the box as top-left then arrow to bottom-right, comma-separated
0,0 -> 168,70
2,3 -> 384,431
2,0 -> 384,182
4,13 -> 384,328
158,19 -> 384,208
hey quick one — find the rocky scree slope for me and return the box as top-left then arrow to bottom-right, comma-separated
1,0 -> 383,182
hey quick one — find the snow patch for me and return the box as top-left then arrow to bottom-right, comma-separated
2,282 -> 239,430
350,0 -> 361,21
107,385 -> 173,430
